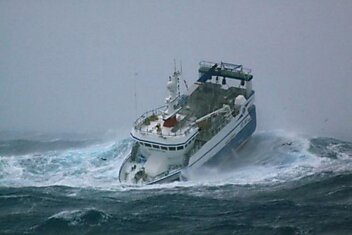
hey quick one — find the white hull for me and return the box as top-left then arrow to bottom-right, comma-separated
118,98 -> 256,185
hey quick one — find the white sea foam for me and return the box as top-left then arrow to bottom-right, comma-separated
0,130 -> 351,191
183,131 -> 329,186
0,140 -> 132,188
48,208 -> 110,226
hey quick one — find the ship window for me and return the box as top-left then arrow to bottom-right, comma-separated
145,143 -> 151,147
177,146 -> 184,150
161,146 -> 167,150
169,147 -> 176,151
152,145 -> 160,149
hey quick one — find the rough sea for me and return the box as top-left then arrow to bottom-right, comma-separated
0,131 -> 351,235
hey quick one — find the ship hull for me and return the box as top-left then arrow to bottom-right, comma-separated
118,105 -> 256,185
186,104 -> 256,167
118,153 -> 181,185
202,105 -> 257,165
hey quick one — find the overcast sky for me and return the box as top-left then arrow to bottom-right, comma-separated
1,0 -> 351,140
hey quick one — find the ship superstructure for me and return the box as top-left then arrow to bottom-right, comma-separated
119,61 -> 256,184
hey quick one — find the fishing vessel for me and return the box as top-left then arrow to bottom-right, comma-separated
119,61 -> 256,184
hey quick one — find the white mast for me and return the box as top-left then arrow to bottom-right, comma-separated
165,67 -> 181,115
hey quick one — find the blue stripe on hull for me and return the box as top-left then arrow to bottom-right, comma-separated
214,105 -> 257,158
183,105 -> 256,175
148,171 -> 181,184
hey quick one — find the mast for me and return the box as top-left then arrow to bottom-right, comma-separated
165,66 -> 181,115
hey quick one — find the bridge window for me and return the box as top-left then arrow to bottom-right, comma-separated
169,147 -> 176,151
145,143 -> 151,147
177,146 -> 184,150
152,145 -> 160,149
160,146 -> 167,150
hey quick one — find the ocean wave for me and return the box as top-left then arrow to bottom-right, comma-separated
0,139 -> 133,188
0,139 -> 99,156
0,131 -> 351,191
180,131 -> 351,188
31,208 -> 110,234
48,208 -> 110,226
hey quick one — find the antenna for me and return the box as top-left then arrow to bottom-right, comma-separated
134,72 -> 138,118
179,60 -> 182,96
174,59 -> 177,73
180,60 -> 189,91
180,60 -> 183,75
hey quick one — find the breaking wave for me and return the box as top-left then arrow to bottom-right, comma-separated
30,208 -> 111,234
1,130 -> 352,234
185,131 -> 352,187
0,139 -> 133,188
0,131 -> 351,191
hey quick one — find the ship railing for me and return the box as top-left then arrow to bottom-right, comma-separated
133,105 -> 167,128
133,105 -> 196,137
136,125 -> 196,137
199,60 -> 252,75
135,123 -> 196,137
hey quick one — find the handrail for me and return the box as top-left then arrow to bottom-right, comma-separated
199,60 -> 252,76
133,105 -> 196,137
135,125 -> 196,137
133,105 -> 167,127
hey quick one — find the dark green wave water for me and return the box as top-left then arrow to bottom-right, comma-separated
0,132 -> 351,234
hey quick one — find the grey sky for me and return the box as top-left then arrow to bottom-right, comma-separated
1,0 -> 351,140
